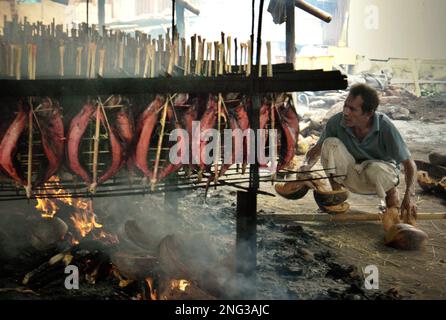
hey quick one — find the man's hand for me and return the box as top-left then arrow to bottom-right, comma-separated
401,193 -> 417,225
400,159 -> 418,226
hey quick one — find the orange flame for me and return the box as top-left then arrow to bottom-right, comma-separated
171,279 -> 190,292
70,199 -> 102,238
34,176 -> 118,244
145,277 -> 158,300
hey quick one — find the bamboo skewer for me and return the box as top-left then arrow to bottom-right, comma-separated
151,97 -> 171,191
214,94 -> 223,186
25,105 -> 33,199
90,103 -> 102,194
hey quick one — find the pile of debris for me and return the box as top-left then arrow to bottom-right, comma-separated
295,83 -> 423,154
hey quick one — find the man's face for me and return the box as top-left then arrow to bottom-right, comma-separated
342,95 -> 372,128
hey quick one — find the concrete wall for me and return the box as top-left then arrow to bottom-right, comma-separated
347,0 -> 446,60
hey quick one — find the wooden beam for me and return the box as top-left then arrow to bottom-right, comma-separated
176,0 -> 200,16
295,0 -> 332,23
260,212 -> 446,223
0,70 -> 347,97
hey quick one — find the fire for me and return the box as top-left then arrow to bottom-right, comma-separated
145,278 -> 158,300
70,199 -> 102,238
34,176 -> 117,244
93,230 -> 119,244
171,279 -> 190,292
35,198 -> 58,219
34,176 -> 72,218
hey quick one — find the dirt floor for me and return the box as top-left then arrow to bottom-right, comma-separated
255,158 -> 446,300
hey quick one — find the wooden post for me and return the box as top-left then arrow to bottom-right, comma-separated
235,190 -> 257,299
98,0 -> 105,36
286,0 -> 295,67
176,2 -> 185,39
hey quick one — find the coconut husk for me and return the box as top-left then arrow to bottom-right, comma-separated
319,202 -> 350,214
274,181 -> 311,200
429,152 -> 446,167
417,171 -> 437,192
124,219 -> 153,251
111,251 -> 159,280
28,217 -> 68,251
384,223 -> 428,250
382,207 -> 401,232
313,188 -> 349,207
158,278 -> 216,300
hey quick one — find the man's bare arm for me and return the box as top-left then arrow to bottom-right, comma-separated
401,159 -> 417,196
401,159 -> 417,222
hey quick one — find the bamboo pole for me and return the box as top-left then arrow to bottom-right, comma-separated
266,41 -> 273,77
185,45 -> 190,76
218,43 -> 224,75
59,41 -> 65,77
206,42 -> 212,77
150,45 -> 156,78
260,212 -> 446,223
226,36 -> 232,73
135,46 -> 141,76
27,43 -> 33,79
33,44 -> 37,79
181,38 -> 186,68
246,40 -> 252,77
194,38 -> 201,75
98,47 -> 105,77
15,46 -> 22,80
167,42 -> 175,75
76,46 -> 83,76
214,41 -> 219,77
118,40 -> 124,70
9,44 -> 15,77
143,44 -> 150,78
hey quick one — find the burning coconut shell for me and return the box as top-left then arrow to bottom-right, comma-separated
384,223 -> 428,250
313,188 -> 349,207
319,202 -> 350,214
111,251 -> 159,280
382,207 -> 401,232
274,181 -> 311,200
28,216 -> 68,251
417,171 -> 438,192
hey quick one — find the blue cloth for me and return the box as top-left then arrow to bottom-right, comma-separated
317,112 -> 411,166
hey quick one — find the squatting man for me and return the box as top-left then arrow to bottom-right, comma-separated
300,84 -> 417,229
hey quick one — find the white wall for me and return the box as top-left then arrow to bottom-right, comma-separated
348,0 -> 446,60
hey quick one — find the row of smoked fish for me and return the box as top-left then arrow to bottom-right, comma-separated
0,93 -> 299,196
